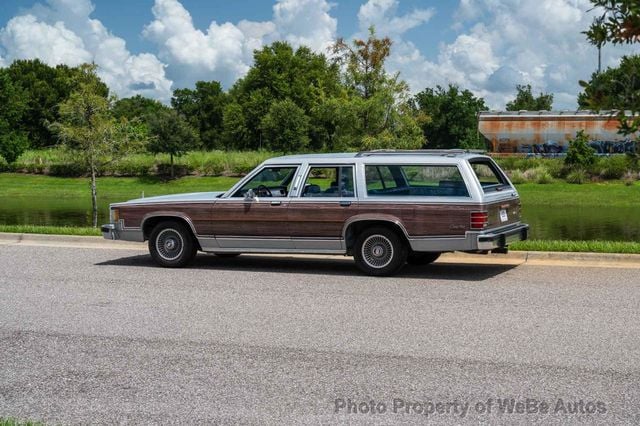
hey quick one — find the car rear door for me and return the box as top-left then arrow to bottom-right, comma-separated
287,164 -> 357,251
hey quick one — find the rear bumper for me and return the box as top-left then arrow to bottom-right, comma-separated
477,223 -> 529,250
101,223 -> 144,242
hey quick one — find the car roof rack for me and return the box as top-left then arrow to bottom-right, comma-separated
355,149 -> 486,157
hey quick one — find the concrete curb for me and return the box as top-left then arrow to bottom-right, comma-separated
2,232 -> 640,267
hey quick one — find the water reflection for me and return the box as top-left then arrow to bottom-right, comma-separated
1,197 -> 639,241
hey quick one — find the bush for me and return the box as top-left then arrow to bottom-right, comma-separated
623,172 -> 638,186
0,154 -> 8,172
48,163 -> 86,177
0,132 -> 29,164
596,155 -> 629,180
565,130 -> 596,169
156,163 -> 193,177
566,169 -> 588,184
111,154 -> 155,176
523,167 -> 553,184
507,169 -> 526,184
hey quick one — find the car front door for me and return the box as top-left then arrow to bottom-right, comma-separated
287,165 -> 357,251
212,165 -> 300,250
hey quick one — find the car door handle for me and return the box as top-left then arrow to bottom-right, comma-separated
340,201 -> 351,207
271,201 -> 282,206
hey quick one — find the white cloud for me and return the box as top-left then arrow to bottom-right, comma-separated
273,0 -> 337,52
0,0 -> 173,102
358,0 -> 434,37
0,15 -> 92,66
144,0 -> 336,90
366,0 -> 637,110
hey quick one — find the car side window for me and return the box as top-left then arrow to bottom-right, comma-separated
232,166 -> 298,197
365,165 -> 469,197
301,166 -> 355,198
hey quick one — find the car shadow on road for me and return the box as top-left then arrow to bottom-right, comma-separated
95,253 -> 519,281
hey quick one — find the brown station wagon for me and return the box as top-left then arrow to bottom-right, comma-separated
102,150 -> 529,276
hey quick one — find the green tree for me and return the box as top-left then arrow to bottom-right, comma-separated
505,84 -> 554,111
221,102 -> 251,150
585,16 -> 608,73
565,130 -> 597,169
329,27 -> 423,150
171,81 -> 227,149
112,95 -> 166,121
260,99 -> 310,152
6,59 -> 108,148
229,41 -> 343,150
586,0 -> 640,45
52,65 -> 146,227
578,55 -> 640,134
413,85 -> 489,149
583,1 -> 640,134
332,26 -> 392,100
147,109 -> 200,177
0,70 -> 29,163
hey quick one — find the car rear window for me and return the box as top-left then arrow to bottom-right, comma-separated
470,159 -> 511,193
365,165 -> 469,197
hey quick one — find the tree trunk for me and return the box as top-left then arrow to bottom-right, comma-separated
90,164 -> 98,228
597,46 -> 602,74
170,153 -> 174,179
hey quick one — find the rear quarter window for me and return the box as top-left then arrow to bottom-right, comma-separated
470,159 -> 511,193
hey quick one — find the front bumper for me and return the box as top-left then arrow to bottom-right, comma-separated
101,222 -> 144,242
101,223 -> 117,240
477,223 -> 529,250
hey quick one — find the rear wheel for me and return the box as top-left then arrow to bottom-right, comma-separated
149,220 -> 197,267
353,227 -> 408,276
407,252 -> 441,265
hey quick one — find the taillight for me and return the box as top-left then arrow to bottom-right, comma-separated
470,211 -> 488,229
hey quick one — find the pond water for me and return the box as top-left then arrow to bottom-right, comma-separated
1,196 -> 639,242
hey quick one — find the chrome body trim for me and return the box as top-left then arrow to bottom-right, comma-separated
140,212 -> 199,237
101,222 -> 144,242
476,223 -> 529,250
342,215 -> 410,240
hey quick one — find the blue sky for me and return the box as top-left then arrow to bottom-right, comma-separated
0,0 -> 636,109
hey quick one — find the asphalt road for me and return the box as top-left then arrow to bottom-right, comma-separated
1,242 -> 639,425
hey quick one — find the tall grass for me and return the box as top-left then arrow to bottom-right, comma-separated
8,148 -> 280,177
6,149 -> 640,183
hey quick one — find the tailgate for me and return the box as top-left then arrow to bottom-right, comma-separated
484,197 -> 522,229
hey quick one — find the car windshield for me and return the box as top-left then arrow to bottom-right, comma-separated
232,166 -> 298,197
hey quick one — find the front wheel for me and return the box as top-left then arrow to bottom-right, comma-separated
353,227 -> 408,276
149,220 -> 197,267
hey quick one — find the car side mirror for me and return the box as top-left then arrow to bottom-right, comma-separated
244,189 -> 258,202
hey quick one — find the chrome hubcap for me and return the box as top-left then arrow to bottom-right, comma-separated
156,228 -> 184,261
362,235 -> 394,269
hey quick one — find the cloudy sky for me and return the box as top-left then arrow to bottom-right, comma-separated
0,0 -> 637,109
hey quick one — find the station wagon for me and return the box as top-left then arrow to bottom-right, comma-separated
102,150 -> 529,276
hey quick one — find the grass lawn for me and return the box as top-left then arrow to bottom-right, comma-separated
516,182 -> 640,206
0,173 -> 240,200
